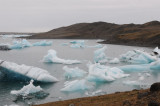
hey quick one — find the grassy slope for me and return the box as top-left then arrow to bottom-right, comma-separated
34,89 -> 160,106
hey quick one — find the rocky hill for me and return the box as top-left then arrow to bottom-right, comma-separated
28,21 -> 160,47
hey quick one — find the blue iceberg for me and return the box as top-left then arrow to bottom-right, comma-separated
10,39 -> 32,49
86,63 -> 129,82
0,60 -> 58,82
120,49 -> 157,64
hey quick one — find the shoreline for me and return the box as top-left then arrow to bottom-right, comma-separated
33,87 -> 160,106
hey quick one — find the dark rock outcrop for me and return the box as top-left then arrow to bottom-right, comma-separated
0,45 -> 11,51
150,83 -> 160,92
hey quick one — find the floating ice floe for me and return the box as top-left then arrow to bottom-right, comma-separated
63,66 -> 87,79
11,80 -> 43,96
43,49 -> 81,64
0,60 -> 58,82
61,43 -> 69,46
70,44 -> 85,48
4,104 -> 19,106
61,79 -> 93,92
10,39 -> 32,49
70,40 -> 85,48
94,46 -> 108,63
85,90 -> 107,96
70,40 -> 85,44
109,58 -> 120,64
86,63 -> 129,82
119,64 -> 150,72
86,44 -> 103,48
120,49 -> 157,64
33,40 -> 52,46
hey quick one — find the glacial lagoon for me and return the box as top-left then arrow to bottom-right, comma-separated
0,37 -> 159,106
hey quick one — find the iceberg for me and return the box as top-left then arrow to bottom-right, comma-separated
0,60 -> 58,82
10,39 -> 32,49
109,58 -> 120,64
33,40 -> 52,46
43,49 -> 81,64
94,46 -> 108,63
11,80 -> 42,96
120,49 -> 157,64
63,66 -> 87,79
61,79 -> 93,92
86,63 -> 129,82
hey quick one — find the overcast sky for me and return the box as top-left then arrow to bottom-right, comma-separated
0,0 -> 159,32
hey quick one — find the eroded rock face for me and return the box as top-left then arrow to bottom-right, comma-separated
150,83 -> 160,92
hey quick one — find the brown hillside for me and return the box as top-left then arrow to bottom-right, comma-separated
27,21 -> 160,47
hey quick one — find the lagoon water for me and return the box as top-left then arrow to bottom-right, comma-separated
0,37 -> 159,106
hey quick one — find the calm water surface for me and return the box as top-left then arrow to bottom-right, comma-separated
0,37 -> 158,106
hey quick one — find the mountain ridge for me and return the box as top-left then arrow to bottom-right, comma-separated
27,21 -> 160,47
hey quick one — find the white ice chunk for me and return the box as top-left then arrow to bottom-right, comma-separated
63,66 -> 87,79
61,79 -> 93,92
10,39 -> 32,49
0,60 -> 58,82
94,46 -> 108,63
120,49 -> 157,64
33,40 -> 52,46
86,63 -> 129,82
43,49 -> 81,64
4,105 -> 19,106
109,58 -> 120,64
11,80 -> 42,96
